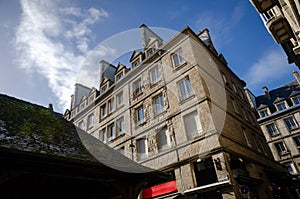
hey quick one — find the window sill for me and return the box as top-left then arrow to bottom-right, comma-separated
137,121 -> 146,127
288,126 -> 299,131
154,110 -> 166,118
174,62 -> 187,70
180,94 -> 195,104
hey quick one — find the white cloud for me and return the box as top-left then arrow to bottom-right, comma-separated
243,48 -> 291,92
194,2 -> 245,49
14,0 -> 108,111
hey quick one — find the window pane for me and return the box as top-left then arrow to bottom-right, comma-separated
276,102 -> 286,111
117,118 -> 124,136
179,78 -> 193,100
154,95 -> 164,115
266,123 -> 278,136
87,114 -> 94,128
137,107 -> 144,124
172,49 -> 184,68
158,127 -> 169,150
284,117 -> 297,130
137,138 -> 147,159
293,97 -> 300,105
183,111 -> 202,140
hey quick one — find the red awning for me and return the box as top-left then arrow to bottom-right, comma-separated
143,180 -> 178,199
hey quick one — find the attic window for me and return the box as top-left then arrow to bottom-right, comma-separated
259,109 -> 269,118
292,96 -> 300,105
101,85 -> 108,93
116,73 -> 123,81
147,47 -> 156,57
132,60 -> 140,68
275,102 -> 287,111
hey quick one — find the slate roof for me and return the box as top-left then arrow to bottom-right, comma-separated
255,80 -> 300,113
0,94 -> 168,176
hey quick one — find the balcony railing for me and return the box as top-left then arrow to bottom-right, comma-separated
260,5 -> 294,43
250,0 -> 279,13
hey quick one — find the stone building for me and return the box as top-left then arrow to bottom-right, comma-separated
250,0 -> 300,68
65,25 -> 293,198
245,70 -> 300,196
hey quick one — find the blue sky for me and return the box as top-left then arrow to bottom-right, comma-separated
0,0 -> 298,113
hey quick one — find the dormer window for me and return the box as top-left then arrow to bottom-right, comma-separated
276,102 -> 287,111
146,47 -> 156,57
101,85 -> 107,93
116,73 -> 123,81
292,96 -> 300,105
132,60 -> 140,68
259,109 -> 269,117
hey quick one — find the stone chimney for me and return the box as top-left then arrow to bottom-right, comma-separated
262,86 -> 271,99
293,70 -> 300,85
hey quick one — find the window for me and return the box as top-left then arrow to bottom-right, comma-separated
88,95 -> 94,104
293,136 -> 300,148
172,48 -> 184,68
147,48 -> 156,57
259,109 -> 269,117
276,102 -> 287,111
132,60 -> 140,68
157,127 -> 170,151
99,129 -> 106,143
100,104 -> 107,117
118,146 -> 125,156
284,117 -> 298,130
108,98 -> 115,113
242,127 -> 252,147
232,83 -> 237,93
150,66 -> 160,84
87,114 -> 94,129
78,121 -> 84,130
284,162 -> 297,174
266,123 -> 279,136
136,107 -> 145,125
154,94 -> 165,115
80,102 -> 85,110
178,77 -> 194,100
231,98 -> 240,114
117,92 -> 124,108
292,96 -> 300,105
117,118 -> 124,136
133,78 -> 142,95
221,73 -> 227,84
101,85 -> 107,93
137,138 -> 147,159
107,123 -> 115,141
274,142 -> 289,155
116,73 -> 123,81
183,111 -> 202,140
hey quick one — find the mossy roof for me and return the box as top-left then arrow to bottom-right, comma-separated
0,94 -> 168,176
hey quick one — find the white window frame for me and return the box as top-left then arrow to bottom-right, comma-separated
259,109 -> 269,118
266,123 -> 279,136
136,106 -> 145,125
108,98 -> 115,113
172,48 -> 185,68
150,65 -> 160,84
154,94 -> 165,116
99,129 -> 106,143
274,141 -> 289,155
183,111 -> 202,140
87,113 -> 94,129
292,96 -> 300,105
284,117 -> 298,131
275,101 -> 287,111
100,104 -> 107,117
178,77 -> 194,101
107,123 -> 115,141
117,117 -> 124,136
137,137 -> 148,160
116,91 -> 124,108
157,127 -> 170,151
133,78 -> 142,95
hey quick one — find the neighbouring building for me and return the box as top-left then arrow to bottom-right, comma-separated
0,94 -> 169,199
250,0 -> 300,68
245,70 -> 300,196
65,24 -> 295,198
